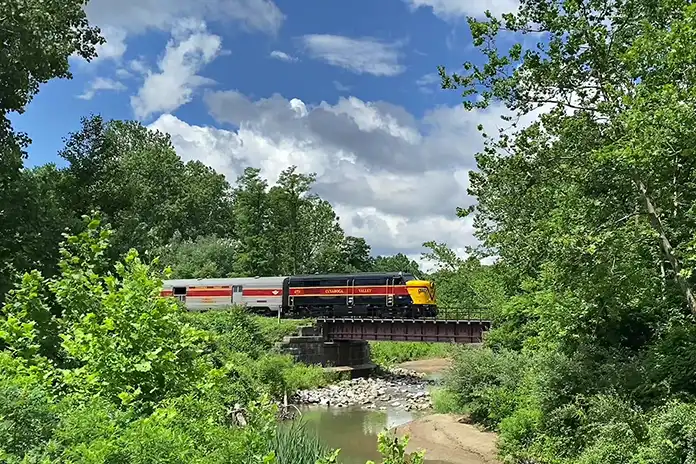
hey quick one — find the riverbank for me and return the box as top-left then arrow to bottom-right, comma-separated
393,414 -> 499,464
293,356 -> 500,464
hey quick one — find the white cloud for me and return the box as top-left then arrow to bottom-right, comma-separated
416,72 -> 440,93
148,91 -> 515,257
404,0 -> 519,20
77,77 -> 127,100
86,0 -> 284,37
130,20 -> 223,120
270,50 -> 298,62
78,0 -> 282,66
300,34 -> 406,76
93,26 -> 128,62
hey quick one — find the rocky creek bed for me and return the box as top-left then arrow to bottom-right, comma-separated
293,367 -> 435,412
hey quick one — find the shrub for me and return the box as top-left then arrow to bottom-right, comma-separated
0,369 -> 58,460
185,307 -> 270,360
443,346 -> 527,429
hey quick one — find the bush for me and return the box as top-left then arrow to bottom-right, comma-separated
185,307 -> 270,360
430,387 -> 461,413
254,316 -> 314,344
443,346 -> 527,429
0,370 -> 58,460
0,216 -> 427,464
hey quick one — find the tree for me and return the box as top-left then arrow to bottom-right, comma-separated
435,1 -> 696,462
232,167 -> 274,276
440,0 -> 696,315
340,237 -> 374,272
372,254 -> 422,276
0,0 -> 104,303
59,116 -> 235,261
267,166 -> 317,274
155,234 -> 238,279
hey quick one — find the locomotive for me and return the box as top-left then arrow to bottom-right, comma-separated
160,271 -> 437,318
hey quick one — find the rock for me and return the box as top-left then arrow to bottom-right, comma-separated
292,365 -> 436,411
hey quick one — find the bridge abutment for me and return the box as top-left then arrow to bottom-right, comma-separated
276,324 -> 375,377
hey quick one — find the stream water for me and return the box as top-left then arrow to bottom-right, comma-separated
297,405 -> 451,464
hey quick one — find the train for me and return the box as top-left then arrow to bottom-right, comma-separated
160,271 -> 437,318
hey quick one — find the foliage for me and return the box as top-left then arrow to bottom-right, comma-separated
369,341 -> 453,367
271,420 -> 332,464
1,215 -> 209,411
434,0 -> 696,462
0,0 -> 104,302
366,433 -> 425,464
155,234 -> 239,279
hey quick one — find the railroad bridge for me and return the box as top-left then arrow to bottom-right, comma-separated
317,316 -> 490,343
277,309 -> 492,373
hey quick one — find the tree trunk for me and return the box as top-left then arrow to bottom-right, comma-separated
634,176 -> 696,315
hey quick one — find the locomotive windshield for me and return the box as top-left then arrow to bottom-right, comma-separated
402,273 -> 419,282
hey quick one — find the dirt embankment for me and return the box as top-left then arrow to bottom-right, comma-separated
395,358 -> 453,375
393,414 -> 500,464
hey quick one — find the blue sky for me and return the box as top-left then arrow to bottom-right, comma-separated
12,0 -> 521,261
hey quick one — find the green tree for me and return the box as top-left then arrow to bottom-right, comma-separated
267,166 -> 317,274
233,167 -> 274,276
59,116 -> 235,261
435,0 -> 696,462
372,254 -> 422,276
340,236 -> 374,272
156,234 -> 238,279
1,0 -> 104,303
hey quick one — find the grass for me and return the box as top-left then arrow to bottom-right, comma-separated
430,387 -> 462,414
368,341 -> 456,367
272,420 -> 333,464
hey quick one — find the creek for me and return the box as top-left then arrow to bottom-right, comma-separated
296,405 -> 451,464
288,363 -> 454,463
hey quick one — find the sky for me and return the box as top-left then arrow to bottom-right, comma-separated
12,0 -> 522,266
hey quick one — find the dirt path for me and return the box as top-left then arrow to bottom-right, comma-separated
395,358 -> 452,375
392,414 -> 500,464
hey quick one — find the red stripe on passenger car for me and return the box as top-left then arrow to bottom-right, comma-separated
186,290 -> 232,297
242,288 -> 283,297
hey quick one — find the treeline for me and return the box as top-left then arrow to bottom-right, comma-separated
434,1 -> 696,463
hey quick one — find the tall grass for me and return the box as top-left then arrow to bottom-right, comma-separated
272,420 -> 333,464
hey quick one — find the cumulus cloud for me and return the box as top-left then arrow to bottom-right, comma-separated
403,0 -> 519,20
269,50 -> 298,62
148,90 -> 515,256
300,34 -> 406,76
131,20 -> 222,120
78,77 -> 127,100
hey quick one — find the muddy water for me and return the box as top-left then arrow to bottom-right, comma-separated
297,405 -> 450,464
